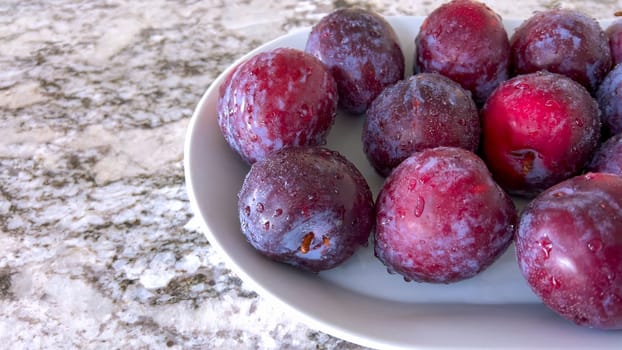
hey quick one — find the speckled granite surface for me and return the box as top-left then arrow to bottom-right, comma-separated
0,1 -> 619,349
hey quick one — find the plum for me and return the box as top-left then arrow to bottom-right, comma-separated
510,9 -> 612,93
516,173 -> 622,329
374,147 -> 516,284
481,71 -> 600,197
362,73 -> 479,176
218,48 -> 338,164
596,63 -> 622,137
588,133 -> 622,175
415,0 -> 510,105
606,20 -> 622,66
305,8 -> 404,114
238,147 -> 374,273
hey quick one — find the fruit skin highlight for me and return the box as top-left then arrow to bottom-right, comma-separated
516,173 -> 622,330
510,9 -> 612,93
218,48 -> 338,164
362,73 -> 479,177
374,147 -> 516,284
481,71 -> 600,197
415,0 -> 510,105
305,8 -> 405,114
238,147 -> 374,273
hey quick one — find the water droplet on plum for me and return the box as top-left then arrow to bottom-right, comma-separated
408,179 -> 417,191
551,276 -> 561,288
414,196 -> 425,217
587,239 -> 603,253
380,216 -> 392,225
539,237 -> 553,259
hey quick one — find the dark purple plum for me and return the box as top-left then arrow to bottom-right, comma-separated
238,147 -> 374,273
596,63 -> 622,136
510,9 -> 612,93
516,173 -> 622,329
415,0 -> 510,105
218,48 -> 338,164
482,71 -> 600,197
588,133 -> 622,175
606,20 -> 622,66
305,8 -> 404,114
363,73 -> 479,177
374,147 -> 516,284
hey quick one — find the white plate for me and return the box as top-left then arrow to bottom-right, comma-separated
184,15 -> 622,350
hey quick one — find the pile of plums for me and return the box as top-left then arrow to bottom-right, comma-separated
216,0 -> 622,330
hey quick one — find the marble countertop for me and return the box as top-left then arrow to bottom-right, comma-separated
1,1 -> 619,349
